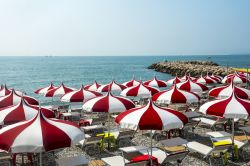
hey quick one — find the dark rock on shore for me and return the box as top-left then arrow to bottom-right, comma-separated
148,61 -> 234,77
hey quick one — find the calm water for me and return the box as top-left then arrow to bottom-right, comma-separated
0,55 -> 249,102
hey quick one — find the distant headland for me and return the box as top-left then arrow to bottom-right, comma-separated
148,60 -> 234,77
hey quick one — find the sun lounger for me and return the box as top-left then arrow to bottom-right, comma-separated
101,156 -> 129,166
187,141 -> 230,166
79,135 -> 102,155
116,130 -> 135,147
193,117 -> 227,131
0,150 -> 11,166
55,155 -> 89,166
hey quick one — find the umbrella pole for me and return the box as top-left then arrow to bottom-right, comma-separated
40,152 -> 42,166
232,118 -> 235,161
150,130 -> 153,166
108,113 -> 111,150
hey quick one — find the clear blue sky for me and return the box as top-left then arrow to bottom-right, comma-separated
0,0 -> 249,56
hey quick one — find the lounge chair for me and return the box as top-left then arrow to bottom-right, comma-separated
101,155 -> 129,166
186,141 -> 230,166
79,136 -> 102,155
193,116 -> 227,131
116,130 -> 135,147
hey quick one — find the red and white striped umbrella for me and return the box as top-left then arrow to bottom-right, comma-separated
193,75 -> 217,84
180,75 -> 195,81
176,79 -> 208,93
152,85 -> 200,104
204,74 -> 221,83
97,81 -> 127,93
210,74 -> 223,82
82,92 -> 135,113
166,76 -> 182,86
143,76 -> 167,88
45,83 -> 75,97
122,79 -> 140,87
115,100 -> 188,130
34,82 -> 57,95
0,90 -> 39,108
209,82 -> 250,99
61,85 -> 102,103
222,74 -> 248,84
84,81 -> 101,91
0,110 -> 84,153
0,99 -> 55,125
121,83 -> 160,98
0,85 -> 23,97
199,92 -> 250,119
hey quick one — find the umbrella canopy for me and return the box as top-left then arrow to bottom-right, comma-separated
193,75 -> 217,84
122,79 -> 140,87
210,74 -> 223,81
222,74 -> 248,84
0,110 -> 84,153
199,92 -> 250,119
152,85 -> 200,104
97,81 -> 127,93
82,92 -> 135,113
45,83 -> 75,97
115,100 -> 188,130
84,81 -> 101,91
34,82 -> 57,95
61,85 -> 102,102
209,82 -> 250,99
0,99 -> 55,125
143,76 -> 167,88
121,83 -> 160,98
180,75 -> 195,81
166,76 -> 182,86
0,85 -> 23,97
176,79 -> 208,93
0,90 -> 39,108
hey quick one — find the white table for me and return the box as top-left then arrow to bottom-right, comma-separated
55,155 -> 89,166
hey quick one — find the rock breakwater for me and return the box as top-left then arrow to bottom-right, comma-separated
148,60 -> 234,77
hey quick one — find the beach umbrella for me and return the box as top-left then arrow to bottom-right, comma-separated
180,75 -> 195,81
45,83 -> 75,97
204,74 -> 221,83
84,80 -> 101,91
0,85 -> 23,97
34,82 -> 57,95
143,76 -> 168,88
115,100 -> 188,158
176,78 -> 208,93
199,91 -> 250,160
210,74 -> 223,82
82,92 -> 135,149
152,84 -> 200,104
209,82 -> 250,99
222,74 -> 248,84
121,83 -> 160,98
0,99 -> 55,125
166,76 -> 182,86
0,90 -> 39,108
61,85 -> 102,103
97,80 -> 127,93
122,79 -> 140,87
0,110 -> 84,166
193,75 -> 217,84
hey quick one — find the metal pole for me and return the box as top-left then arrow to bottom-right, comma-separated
108,113 -> 111,150
150,130 -> 153,166
232,118 -> 235,161
40,152 -> 42,166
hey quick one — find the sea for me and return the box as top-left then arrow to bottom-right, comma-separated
0,55 -> 249,103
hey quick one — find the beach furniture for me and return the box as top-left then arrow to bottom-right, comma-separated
0,149 -> 11,166
186,141 -> 230,166
79,134 -> 102,155
116,130 -> 135,147
101,155 -> 129,166
55,155 -> 89,166
192,116 -> 227,131
81,125 -> 104,135
156,137 -> 189,165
